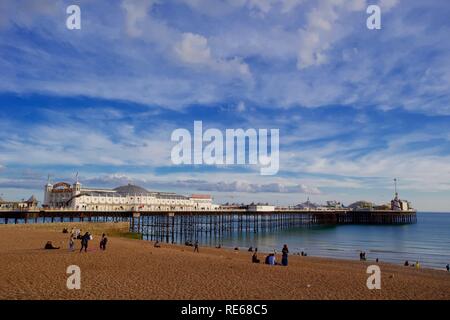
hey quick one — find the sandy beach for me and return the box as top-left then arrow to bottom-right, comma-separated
0,222 -> 449,300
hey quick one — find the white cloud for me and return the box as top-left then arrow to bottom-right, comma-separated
236,101 -> 247,112
246,0 -> 274,15
280,0 -> 304,13
281,131 -> 450,193
378,0 -> 400,12
0,114 -> 173,168
0,0 -> 61,30
175,33 -> 212,64
296,0 -> 366,69
68,173 -> 322,195
175,32 -> 251,78
122,0 -> 158,37
0,0 -> 447,115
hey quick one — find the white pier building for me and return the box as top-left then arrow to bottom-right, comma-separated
43,180 -> 218,211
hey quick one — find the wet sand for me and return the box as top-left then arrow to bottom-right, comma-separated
0,222 -> 449,300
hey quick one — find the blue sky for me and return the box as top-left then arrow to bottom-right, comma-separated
0,0 -> 450,211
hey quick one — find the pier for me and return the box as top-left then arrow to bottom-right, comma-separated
130,210 -> 417,246
0,209 -> 417,245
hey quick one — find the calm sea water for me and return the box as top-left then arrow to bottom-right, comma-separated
219,212 -> 450,270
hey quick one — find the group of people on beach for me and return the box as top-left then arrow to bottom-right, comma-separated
359,251 -> 367,261
184,240 -> 200,252
250,244 -> 290,266
44,228 -> 108,253
404,260 -> 421,269
45,232 -> 450,273
68,228 -> 93,252
403,260 -> 449,271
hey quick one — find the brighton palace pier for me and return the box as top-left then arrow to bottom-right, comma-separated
1,180 -> 416,236
43,181 -> 219,212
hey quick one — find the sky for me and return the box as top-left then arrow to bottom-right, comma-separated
0,0 -> 449,211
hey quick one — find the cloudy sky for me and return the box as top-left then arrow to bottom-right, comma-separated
0,0 -> 449,211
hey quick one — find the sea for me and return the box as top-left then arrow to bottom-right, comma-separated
218,212 -> 450,270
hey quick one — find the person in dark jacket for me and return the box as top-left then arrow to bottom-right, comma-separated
100,233 -> 108,251
44,241 -> 60,250
194,240 -> 199,253
80,232 -> 90,253
281,244 -> 289,266
252,248 -> 260,263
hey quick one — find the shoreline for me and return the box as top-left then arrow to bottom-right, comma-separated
211,244 -> 446,272
0,221 -> 446,271
1,222 -> 450,300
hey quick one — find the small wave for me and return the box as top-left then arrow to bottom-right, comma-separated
370,249 -> 404,254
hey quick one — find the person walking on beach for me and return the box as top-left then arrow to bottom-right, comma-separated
281,244 -> 289,266
252,248 -> 260,263
100,233 -> 108,251
446,264 -> 449,272
194,240 -> 199,253
80,232 -> 90,253
69,235 -> 75,251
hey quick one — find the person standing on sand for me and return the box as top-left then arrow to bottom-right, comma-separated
359,252 -> 367,261
252,248 -> 260,263
80,232 -> 90,253
194,240 -> 199,253
69,235 -> 75,251
446,264 -> 449,272
281,244 -> 289,266
100,233 -> 108,251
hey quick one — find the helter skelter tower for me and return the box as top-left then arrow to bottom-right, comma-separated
391,178 -> 402,210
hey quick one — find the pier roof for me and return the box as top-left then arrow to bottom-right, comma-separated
114,184 -> 151,195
